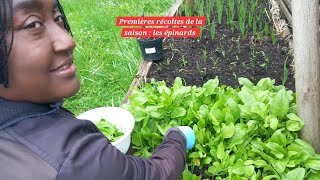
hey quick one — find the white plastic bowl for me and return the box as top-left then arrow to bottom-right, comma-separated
76,107 -> 135,154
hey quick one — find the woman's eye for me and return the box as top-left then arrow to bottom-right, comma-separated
54,15 -> 64,23
24,21 -> 42,29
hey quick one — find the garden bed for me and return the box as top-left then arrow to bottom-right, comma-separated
124,0 -> 320,179
147,0 -> 295,91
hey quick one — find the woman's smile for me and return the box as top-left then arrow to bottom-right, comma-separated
51,63 -> 77,77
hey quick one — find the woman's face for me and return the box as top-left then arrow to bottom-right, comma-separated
1,0 -> 80,103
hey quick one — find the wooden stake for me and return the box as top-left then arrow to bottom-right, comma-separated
292,0 -> 320,152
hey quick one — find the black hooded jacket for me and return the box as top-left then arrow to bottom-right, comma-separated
0,98 -> 187,180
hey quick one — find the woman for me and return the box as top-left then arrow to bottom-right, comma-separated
0,0 -> 195,179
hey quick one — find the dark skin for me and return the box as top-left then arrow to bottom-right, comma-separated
0,0 -> 80,104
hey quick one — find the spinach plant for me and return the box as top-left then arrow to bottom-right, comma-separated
95,118 -> 124,142
125,77 -> 320,179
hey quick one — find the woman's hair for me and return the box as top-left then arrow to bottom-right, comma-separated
0,0 -> 72,88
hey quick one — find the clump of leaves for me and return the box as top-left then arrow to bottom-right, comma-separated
95,118 -> 124,142
125,77 -> 320,179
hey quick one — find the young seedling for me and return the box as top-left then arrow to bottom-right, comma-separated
202,46 -> 207,63
199,26 -> 204,39
248,0 -> 257,28
250,48 -> 257,69
282,57 -> 288,85
210,57 -> 218,68
210,20 -> 216,40
256,31 -> 263,42
229,62 -> 237,71
238,0 -> 247,37
271,28 -> 278,45
236,39 -> 241,53
185,0 -> 194,16
181,55 -> 187,67
216,0 -> 224,24
264,20 -> 269,36
196,60 -> 201,74
252,16 -> 257,35
227,0 -> 235,32
196,0 -> 204,16
216,46 -> 226,59
166,52 -> 175,65
259,51 -> 270,70
258,14 -> 264,31
205,0 -> 214,26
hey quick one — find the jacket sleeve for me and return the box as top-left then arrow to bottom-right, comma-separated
57,126 -> 187,180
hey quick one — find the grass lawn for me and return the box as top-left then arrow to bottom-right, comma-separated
60,0 -> 175,115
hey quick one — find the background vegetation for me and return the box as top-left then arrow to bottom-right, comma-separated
60,0 -> 174,115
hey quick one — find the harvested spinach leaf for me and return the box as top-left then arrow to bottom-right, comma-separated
95,118 -> 124,142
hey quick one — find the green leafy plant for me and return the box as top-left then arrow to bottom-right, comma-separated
282,57 -> 288,86
125,77 -> 320,179
226,0 -> 235,32
252,16 -> 257,35
271,28 -> 278,45
95,118 -> 124,142
216,0 -> 224,24
199,26 -> 204,39
238,0 -> 247,37
264,20 -> 269,36
216,46 -> 226,59
250,47 -> 257,69
210,19 -> 216,40
202,46 -> 207,63
181,55 -> 187,67
205,0 -> 214,27
196,0 -> 204,17
248,0 -> 257,28
259,51 -> 270,70
210,57 -> 218,68
185,0 -> 194,16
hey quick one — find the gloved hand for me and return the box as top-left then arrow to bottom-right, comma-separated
177,126 -> 195,150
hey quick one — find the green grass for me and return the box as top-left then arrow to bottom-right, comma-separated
60,0 -> 175,115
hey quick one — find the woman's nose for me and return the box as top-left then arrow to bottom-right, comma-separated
51,23 -> 76,52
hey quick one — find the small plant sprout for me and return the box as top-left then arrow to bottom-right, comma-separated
196,0 -> 204,16
155,63 -> 162,71
264,20 -> 269,36
259,51 -> 270,70
199,26 -> 204,39
248,0 -> 257,28
252,16 -> 257,35
166,52 -> 175,65
227,0 -> 235,31
210,57 -> 218,68
166,58 -> 172,65
236,39 -> 241,53
181,55 -> 187,67
258,14 -> 264,31
216,0 -> 224,24
250,48 -> 257,69
210,19 -> 216,40
238,0 -> 247,37
271,28 -> 278,45
202,46 -> 207,63
229,62 -> 237,70
216,46 -> 226,58
185,0 -> 194,16
196,60 -> 201,74
256,31 -> 263,42
282,57 -> 289,85
205,0 -> 214,26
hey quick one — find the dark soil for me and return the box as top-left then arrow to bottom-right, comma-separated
147,5 -> 295,91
